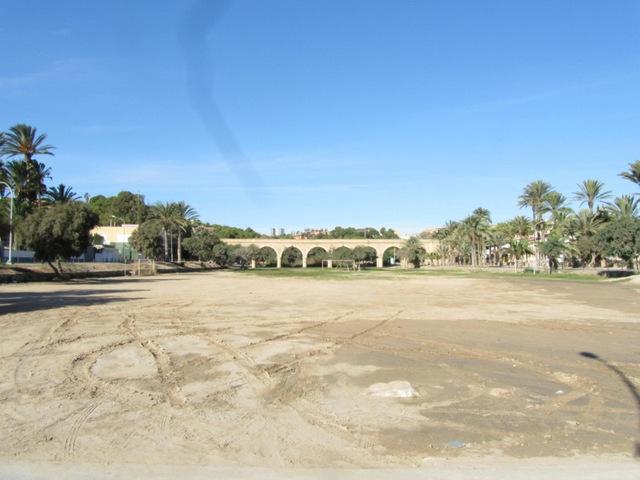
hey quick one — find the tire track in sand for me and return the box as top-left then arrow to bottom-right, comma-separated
63,402 -> 100,460
124,314 -> 187,407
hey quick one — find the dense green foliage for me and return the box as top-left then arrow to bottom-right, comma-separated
593,217 -> 640,269
129,221 -> 164,261
17,202 -> 98,275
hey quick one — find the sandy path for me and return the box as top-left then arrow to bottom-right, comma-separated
0,272 -> 639,477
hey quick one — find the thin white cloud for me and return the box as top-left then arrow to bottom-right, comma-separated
0,60 -> 84,96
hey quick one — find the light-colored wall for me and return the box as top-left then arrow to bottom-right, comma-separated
92,225 -> 138,245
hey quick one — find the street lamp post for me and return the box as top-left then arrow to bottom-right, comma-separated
0,182 -> 13,265
112,215 -> 127,276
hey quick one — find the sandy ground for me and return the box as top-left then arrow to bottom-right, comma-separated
0,271 -> 639,478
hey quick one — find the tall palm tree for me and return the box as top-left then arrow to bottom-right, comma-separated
488,230 -> 509,266
0,125 -> 53,210
506,215 -> 532,239
571,209 -> 604,238
43,184 -> 79,204
606,195 -> 640,218
149,201 -> 179,261
0,124 -> 54,162
518,180 -> 554,224
460,208 -> 492,267
542,192 -> 573,232
573,180 -> 612,213
174,201 -> 199,262
570,209 -> 605,267
3,159 -> 51,214
507,239 -> 534,272
518,180 -> 554,267
619,160 -> 640,192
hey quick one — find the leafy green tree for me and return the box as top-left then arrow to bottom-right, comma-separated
231,244 -> 260,268
111,191 -> 147,224
212,243 -> 231,267
353,245 -> 376,266
307,247 -> 328,267
282,247 -> 302,267
129,221 -> 164,261
209,224 -> 261,238
594,216 -> 640,269
182,228 -> 222,262
17,202 -> 98,276
252,247 -> 276,267
331,246 -> 353,261
379,227 -> 399,239
88,195 -> 114,225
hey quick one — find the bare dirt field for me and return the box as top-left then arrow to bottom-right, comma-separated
1,271 -> 639,478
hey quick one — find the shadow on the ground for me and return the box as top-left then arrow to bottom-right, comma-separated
580,351 -> 640,457
0,288 -> 147,315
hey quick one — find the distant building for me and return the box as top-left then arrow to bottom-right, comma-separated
91,224 -> 139,261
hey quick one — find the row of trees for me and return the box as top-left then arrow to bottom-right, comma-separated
1,123 -> 639,272
286,226 -> 398,240
420,163 -> 640,271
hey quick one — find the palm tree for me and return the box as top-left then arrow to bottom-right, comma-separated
573,180 -> 612,213
174,201 -> 199,262
518,180 -> 554,224
488,230 -> 509,266
400,236 -> 425,268
619,160 -> 640,192
149,201 -> 179,261
3,159 -> 51,214
461,208 -> 492,266
606,195 -> 640,218
0,124 -> 54,162
506,216 -> 532,239
570,209 -> 605,267
433,221 -> 460,265
1,125 -> 53,210
43,184 -> 79,204
542,192 -> 573,234
518,180 -> 554,267
507,239 -> 534,272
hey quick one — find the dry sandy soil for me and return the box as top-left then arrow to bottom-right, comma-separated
0,271 -> 639,478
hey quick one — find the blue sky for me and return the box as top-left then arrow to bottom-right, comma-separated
2,1 -> 639,235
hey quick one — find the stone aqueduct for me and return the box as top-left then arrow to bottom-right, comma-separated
222,238 -> 438,268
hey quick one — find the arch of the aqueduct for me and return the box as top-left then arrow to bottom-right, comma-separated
222,238 -> 438,268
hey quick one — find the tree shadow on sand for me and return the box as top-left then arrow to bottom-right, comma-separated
580,351 -> 640,458
0,288 -> 147,315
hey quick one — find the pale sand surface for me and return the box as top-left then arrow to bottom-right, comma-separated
1,271 -> 639,478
